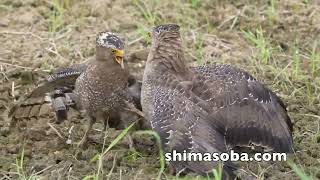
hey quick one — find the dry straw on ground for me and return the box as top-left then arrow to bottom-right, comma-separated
0,0 -> 319,179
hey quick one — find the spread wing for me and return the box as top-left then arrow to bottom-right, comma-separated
8,96 -> 52,120
9,63 -> 87,123
8,86 -> 78,123
192,64 -> 293,152
10,61 -> 142,124
150,76 -> 236,178
29,63 -> 88,97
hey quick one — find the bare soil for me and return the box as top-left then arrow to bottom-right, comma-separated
0,0 -> 319,179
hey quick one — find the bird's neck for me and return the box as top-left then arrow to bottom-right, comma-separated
93,46 -> 126,75
95,46 -> 113,62
148,37 -> 191,79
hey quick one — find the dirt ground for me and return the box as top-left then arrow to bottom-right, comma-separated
0,0 -> 319,179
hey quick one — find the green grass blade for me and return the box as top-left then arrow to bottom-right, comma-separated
91,122 -> 135,162
135,130 -> 165,180
288,160 -> 313,180
211,163 -> 222,180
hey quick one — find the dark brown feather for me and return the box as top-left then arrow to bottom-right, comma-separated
142,24 -> 293,178
9,57 -> 142,125
192,65 -> 293,152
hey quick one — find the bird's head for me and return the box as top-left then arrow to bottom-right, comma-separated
149,24 -> 181,42
146,24 -> 188,74
96,32 -> 125,68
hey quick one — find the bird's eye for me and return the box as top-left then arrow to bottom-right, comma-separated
112,49 -> 116,53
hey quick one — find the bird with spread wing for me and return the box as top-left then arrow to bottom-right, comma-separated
141,24 -> 293,179
9,32 -> 144,147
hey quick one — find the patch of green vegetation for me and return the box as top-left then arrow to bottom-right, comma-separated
134,0 -> 161,25
135,130 -> 165,180
188,0 -> 201,9
309,41 -> 319,78
292,39 -> 301,78
125,149 -> 143,164
13,147 -> 41,180
288,161 -> 314,180
211,163 -> 223,180
48,0 -> 67,32
84,122 -> 136,180
267,0 -> 277,25
302,0 -> 310,6
0,4 -> 12,12
136,23 -> 152,44
193,34 -> 205,65
204,16 -> 215,33
242,27 -> 274,64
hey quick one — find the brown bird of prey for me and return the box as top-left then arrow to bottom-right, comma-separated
74,31 -> 143,146
8,63 -> 89,127
141,24 -> 293,179
9,63 -> 142,124
9,32 -> 144,146
29,62 -> 141,124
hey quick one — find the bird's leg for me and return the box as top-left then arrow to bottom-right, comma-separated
78,116 -> 96,147
103,115 -> 109,132
125,132 -> 135,151
124,101 -> 145,118
123,120 -> 136,152
101,115 -> 110,139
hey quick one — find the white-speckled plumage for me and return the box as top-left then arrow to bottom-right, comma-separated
141,24 -> 293,178
75,61 -> 132,117
72,32 -> 137,146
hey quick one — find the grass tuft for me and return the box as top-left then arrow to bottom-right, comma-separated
309,41 -> 319,77
134,0 -> 160,25
13,147 -> 40,180
293,39 -> 301,78
189,0 -> 201,9
288,161 -> 314,180
136,23 -> 152,43
242,27 -> 273,64
84,122 -> 136,179
194,34 -> 205,65
211,163 -> 223,180
267,0 -> 277,25
135,130 -> 165,180
48,0 -> 66,32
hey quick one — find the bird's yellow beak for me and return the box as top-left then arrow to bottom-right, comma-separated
113,49 -> 125,69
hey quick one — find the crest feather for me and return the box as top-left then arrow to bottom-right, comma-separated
96,32 -> 124,49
